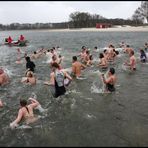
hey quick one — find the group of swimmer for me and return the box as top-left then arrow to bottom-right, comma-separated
0,39 -> 148,129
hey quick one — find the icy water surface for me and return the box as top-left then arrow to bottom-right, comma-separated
0,30 -> 148,146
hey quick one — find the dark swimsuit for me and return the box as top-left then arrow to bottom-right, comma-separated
54,71 -> 66,98
106,83 -> 115,92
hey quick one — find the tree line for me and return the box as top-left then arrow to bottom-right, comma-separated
0,1 -> 147,30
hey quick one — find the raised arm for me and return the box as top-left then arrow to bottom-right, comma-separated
28,97 -> 40,108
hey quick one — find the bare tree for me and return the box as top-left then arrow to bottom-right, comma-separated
132,1 -> 148,23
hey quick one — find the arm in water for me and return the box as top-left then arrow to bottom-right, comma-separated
10,109 -> 23,128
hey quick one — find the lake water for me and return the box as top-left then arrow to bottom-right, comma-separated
0,30 -> 148,146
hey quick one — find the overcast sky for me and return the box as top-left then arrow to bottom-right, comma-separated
0,1 -> 141,24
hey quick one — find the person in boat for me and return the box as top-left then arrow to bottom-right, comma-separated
10,97 -> 42,128
101,67 -> 117,93
45,62 -> 72,98
25,56 -> 36,72
72,56 -> 86,78
21,70 -> 36,85
0,69 -> 9,86
19,35 -> 25,42
124,50 -> 136,71
98,53 -> 108,71
139,48 -> 147,63
7,36 -> 13,44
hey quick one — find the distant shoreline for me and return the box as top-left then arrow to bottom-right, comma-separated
1,26 -> 148,32
46,26 -> 148,32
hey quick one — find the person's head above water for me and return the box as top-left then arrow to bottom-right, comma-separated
99,53 -> 104,59
51,62 -> 60,71
73,56 -> 77,62
109,67 -> 115,75
25,56 -> 31,62
20,99 -> 27,107
130,50 -> 134,56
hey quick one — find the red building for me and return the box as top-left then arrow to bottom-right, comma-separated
96,23 -> 112,28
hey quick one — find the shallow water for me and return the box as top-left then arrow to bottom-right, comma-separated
0,30 -> 148,146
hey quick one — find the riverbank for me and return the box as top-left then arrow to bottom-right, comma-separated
47,26 -> 148,32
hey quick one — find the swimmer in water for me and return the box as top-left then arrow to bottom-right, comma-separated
10,97 -> 42,129
124,50 -> 136,71
25,56 -> 36,72
0,69 -> 9,86
22,70 -> 36,85
98,53 -> 108,71
0,99 -> 3,107
45,62 -> 72,98
124,45 -> 134,55
72,56 -> 86,78
101,67 -> 117,93
139,48 -> 147,63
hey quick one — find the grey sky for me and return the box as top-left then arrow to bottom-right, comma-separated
0,1 -> 141,24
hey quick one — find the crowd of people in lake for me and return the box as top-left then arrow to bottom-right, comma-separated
0,36 -> 148,129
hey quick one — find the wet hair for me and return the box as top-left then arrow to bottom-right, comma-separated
82,46 -> 86,49
104,49 -> 107,53
50,49 -> 54,52
73,56 -> 77,61
34,51 -> 37,54
109,44 -> 114,48
86,50 -> 90,54
109,67 -> 115,75
25,56 -> 30,62
94,46 -> 97,49
99,53 -> 104,59
115,50 -> 119,55
127,45 -> 130,48
20,99 -> 27,107
52,47 -> 55,50
52,55 -> 56,60
89,55 -> 93,60
52,62 -> 60,69
27,71 -> 33,77
59,55 -> 62,58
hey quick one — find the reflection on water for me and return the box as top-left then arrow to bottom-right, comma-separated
0,30 -> 148,146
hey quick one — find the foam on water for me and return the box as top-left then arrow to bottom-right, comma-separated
84,113 -> 96,119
